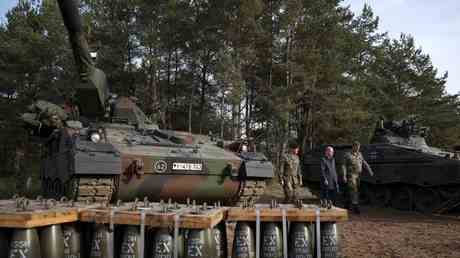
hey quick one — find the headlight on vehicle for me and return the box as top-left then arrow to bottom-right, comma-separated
90,132 -> 101,143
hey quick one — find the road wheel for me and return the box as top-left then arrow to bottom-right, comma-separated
369,185 -> 391,207
391,186 -> 413,211
414,187 -> 442,213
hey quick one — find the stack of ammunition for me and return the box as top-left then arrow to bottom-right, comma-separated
78,198 -> 227,258
227,201 -> 348,258
0,196 -> 95,258
0,197 -> 347,258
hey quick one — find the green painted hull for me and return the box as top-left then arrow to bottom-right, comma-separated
118,174 -> 240,202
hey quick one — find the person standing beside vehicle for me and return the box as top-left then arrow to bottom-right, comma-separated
281,141 -> 302,203
342,141 -> 374,214
320,146 -> 339,208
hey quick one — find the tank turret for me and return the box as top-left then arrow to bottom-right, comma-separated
371,119 -> 443,155
57,0 -> 108,118
303,119 -> 460,214
20,0 -> 274,207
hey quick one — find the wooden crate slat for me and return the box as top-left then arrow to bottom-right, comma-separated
227,207 -> 348,222
0,200 -> 347,229
179,207 -> 227,229
0,201 -> 100,228
0,210 -> 80,228
78,205 -> 227,229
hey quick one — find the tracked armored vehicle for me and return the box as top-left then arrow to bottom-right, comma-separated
303,119 -> 460,213
21,0 -> 273,205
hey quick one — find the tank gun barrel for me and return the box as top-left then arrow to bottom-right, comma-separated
57,0 -> 92,77
57,0 -> 108,118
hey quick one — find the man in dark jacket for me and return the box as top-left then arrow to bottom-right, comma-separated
320,146 -> 339,208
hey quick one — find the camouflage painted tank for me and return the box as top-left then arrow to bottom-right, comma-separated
303,119 -> 460,213
20,0 -> 273,205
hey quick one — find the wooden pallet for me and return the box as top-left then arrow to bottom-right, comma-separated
0,199 -> 347,229
0,199 -> 100,228
79,202 -> 227,229
227,204 -> 348,222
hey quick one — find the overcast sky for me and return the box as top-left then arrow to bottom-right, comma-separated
1,0 -> 459,94
343,0 -> 459,94
0,1 -> 15,23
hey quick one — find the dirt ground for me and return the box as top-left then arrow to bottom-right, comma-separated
260,182 -> 460,258
339,207 -> 460,258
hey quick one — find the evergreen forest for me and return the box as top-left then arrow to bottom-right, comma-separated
0,0 -> 459,176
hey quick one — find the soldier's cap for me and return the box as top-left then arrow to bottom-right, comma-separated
352,141 -> 361,147
66,120 -> 83,129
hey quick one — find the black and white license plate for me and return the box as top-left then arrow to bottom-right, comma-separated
172,162 -> 203,171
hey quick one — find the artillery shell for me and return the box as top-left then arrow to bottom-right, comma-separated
62,223 -> 82,258
120,226 -> 142,258
211,223 -> 227,258
89,224 -> 114,258
320,222 -> 339,258
151,228 -> 184,258
40,224 -> 64,258
9,228 -> 41,258
261,222 -> 283,258
232,222 -> 255,258
151,228 -> 173,258
185,228 -> 213,258
288,222 -> 314,258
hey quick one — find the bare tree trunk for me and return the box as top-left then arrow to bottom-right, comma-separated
237,99 -> 242,139
306,74 -> 318,150
165,50 -> 172,129
220,90 -> 225,139
245,81 -> 250,137
188,61 -> 197,134
173,48 -> 179,128
188,101 -> 193,133
231,103 -> 236,139
199,63 -> 207,135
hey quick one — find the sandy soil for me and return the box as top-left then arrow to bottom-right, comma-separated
339,207 -> 460,258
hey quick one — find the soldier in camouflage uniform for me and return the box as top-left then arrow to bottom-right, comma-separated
342,141 -> 374,214
21,100 -> 68,136
281,141 -> 302,203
